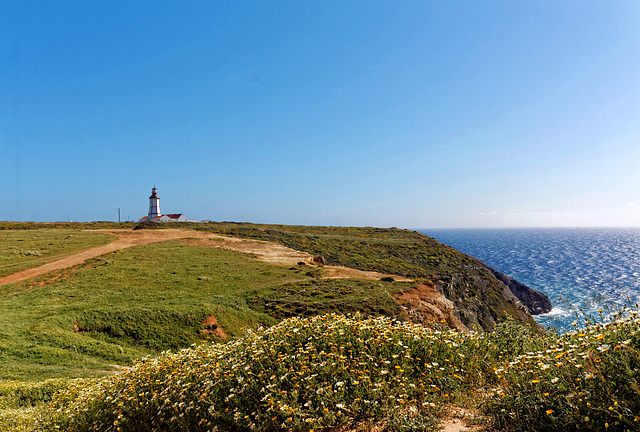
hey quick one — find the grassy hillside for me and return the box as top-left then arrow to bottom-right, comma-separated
0,229 -> 114,277
147,221 -> 538,330
1,224 -> 634,432
0,222 -> 544,382
0,222 -> 137,231
20,309 -> 639,432
0,236 -> 411,382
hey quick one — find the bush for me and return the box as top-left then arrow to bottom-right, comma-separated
484,309 -> 640,431
25,308 -> 640,431
45,314 -> 485,431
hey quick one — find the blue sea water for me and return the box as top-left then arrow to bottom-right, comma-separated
418,228 -> 640,330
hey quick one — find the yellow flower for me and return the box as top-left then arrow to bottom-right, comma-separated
546,409 -> 554,415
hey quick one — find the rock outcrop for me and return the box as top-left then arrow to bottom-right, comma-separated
479,262 -> 552,315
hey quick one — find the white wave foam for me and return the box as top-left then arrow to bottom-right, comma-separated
539,307 -> 570,317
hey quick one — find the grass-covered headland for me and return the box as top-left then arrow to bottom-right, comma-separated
11,308 -> 639,432
2,222 -> 630,431
143,221 -> 550,330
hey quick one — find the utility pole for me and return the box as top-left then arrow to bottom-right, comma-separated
118,208 -> 121,223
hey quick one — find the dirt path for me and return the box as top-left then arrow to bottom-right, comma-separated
439,418 -> 480,432
439,407 -> 483,432
0,229 -> 410,286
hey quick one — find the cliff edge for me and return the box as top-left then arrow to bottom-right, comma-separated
161,222 -> 552,331
480,262 -> 552,315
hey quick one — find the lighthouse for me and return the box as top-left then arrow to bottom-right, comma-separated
139,187 -> 189,222
148,187 -> 161,220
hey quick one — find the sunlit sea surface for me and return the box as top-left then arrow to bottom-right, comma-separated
419,228 -> 640,330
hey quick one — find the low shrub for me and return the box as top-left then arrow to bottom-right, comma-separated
0,379 -> 68,409
483,310 -> 640,431
0,379 -> 70,432
21,307 -> 640,431
45,313 -> 486,431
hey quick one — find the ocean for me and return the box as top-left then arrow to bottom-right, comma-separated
419,227 -> 640,330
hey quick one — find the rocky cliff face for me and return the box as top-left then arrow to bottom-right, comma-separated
423,262 -> 541,331
479,262 -> 552,315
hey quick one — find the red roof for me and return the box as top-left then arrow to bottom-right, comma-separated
139,214 -> 183,221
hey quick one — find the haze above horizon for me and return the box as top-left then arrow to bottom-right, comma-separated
2,1 -> 639,229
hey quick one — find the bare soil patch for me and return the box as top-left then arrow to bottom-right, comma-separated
200,313 -> 229,339
439,407 -> 484,432
394,281 -> 467,331
440,417 -> 480,432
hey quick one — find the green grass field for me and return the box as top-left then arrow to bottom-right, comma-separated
0,233 -> 411,382
0,229 -> 114,278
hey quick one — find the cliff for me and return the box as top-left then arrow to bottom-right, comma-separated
166,222 -> 552,331
480,262 -> 552,315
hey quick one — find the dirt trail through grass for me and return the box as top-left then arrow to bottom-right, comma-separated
0,229 -> 410,286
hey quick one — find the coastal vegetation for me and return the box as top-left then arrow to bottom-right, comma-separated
0,237 -> 405,382
145,221 -> 545,330
3,222 -> 630,431
3,307 -> 636,431
1,225 -> 432,382
0,221 -> 138,231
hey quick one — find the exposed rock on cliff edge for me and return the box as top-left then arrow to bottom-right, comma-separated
479,262 -> 552,315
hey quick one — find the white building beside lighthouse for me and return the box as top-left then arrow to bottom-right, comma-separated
139,186 -> 188,222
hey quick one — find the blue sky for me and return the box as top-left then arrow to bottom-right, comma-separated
2,1 -> 639,228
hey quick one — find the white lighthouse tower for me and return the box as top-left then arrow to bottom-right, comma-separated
148,187 -> 161,220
